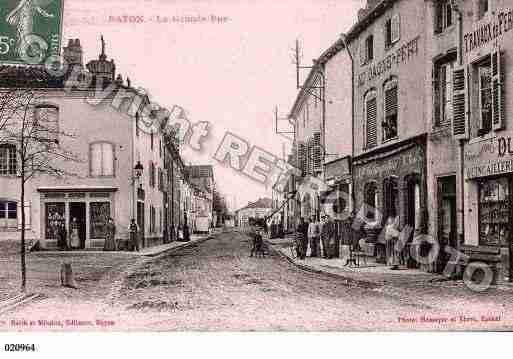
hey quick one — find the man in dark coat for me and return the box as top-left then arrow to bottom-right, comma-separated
296,217 -> 309,259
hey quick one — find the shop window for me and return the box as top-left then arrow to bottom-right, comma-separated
364,90 -> 378,149
383,79 -> 398,141
364,182 -> 378,221
45,203 -> 65,239
433,56 -> 456,127
479,178 -> 510,247
90,202 -> 110,239
90,142 -> 114,177
0,144 -> 17,176
435,0 -> 453,33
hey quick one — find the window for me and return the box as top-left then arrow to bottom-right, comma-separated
479,0 -> 489,19
478,58 -> 493,135
150,205 -> 156,233
365,91 -> 378,149
383,80 -> 398,141
385,14 -> 400,48
0,201 -> 17,220
34,105 -> 59,145
0,144 -> 17,175
136,112 -> 140,137
149,161 -> 156,187
479,178 -> 509,247
434,57 -> 456,127
435,0 -> 453,33
366,35 -> 374,62
151,132 -> 154,151
90,142 -> 114,177
90,202 -> 110,239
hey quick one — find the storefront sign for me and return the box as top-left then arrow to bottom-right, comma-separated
357,36 -> 420,88
325,157 -> 351,181
464,9 -> 513,54
354,146 -> 423,181
465,133 -> 513,179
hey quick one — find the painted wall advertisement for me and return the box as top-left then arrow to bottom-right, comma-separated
465,132 -> 513,179
0,0 -> 63,65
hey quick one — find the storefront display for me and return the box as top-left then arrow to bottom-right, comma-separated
478,177 -> 510,247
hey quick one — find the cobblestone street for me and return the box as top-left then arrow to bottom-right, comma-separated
2,230 -> 513,331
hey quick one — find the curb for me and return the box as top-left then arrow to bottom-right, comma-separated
264,239 -> 380,290
141,235 -> 213,258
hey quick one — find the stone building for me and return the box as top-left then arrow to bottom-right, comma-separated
0,37 -> 177,249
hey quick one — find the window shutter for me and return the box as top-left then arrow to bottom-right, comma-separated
366,97 -> 378,148
298,142 -> 306,175
433,65 -> 441,126
492,46 -> 505,130
452,65 -> 469,139
391,14 -> 400,43
307,138 -> 314,175
313,132 -> 322,172
385,86 -> 398,117
17,201 -> 31,230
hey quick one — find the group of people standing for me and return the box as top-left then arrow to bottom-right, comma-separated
295,215 -> 338,260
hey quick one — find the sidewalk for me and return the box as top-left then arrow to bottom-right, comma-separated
265,234 -> 447,289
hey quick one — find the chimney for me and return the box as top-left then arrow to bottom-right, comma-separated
357,8 -> 368,21
63,38 -> 83,68
366,0 -> 380,10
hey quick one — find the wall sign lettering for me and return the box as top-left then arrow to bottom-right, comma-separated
464,9 -> 513,53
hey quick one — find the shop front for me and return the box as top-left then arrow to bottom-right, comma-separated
38,187 -> 117,250
464,134 -> 513,280
352,137 -> 427,266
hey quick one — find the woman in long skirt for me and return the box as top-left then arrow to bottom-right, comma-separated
69,218 -> 80,250
103,218 -> 117,251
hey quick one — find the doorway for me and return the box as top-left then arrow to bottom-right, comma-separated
137,201 -> 145,248
69,202 -> 86,249
436,176 -> 457,273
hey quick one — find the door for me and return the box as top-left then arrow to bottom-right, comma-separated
437,176 -> 457,273
137,202 -> 145,247
69,203 -> 86,249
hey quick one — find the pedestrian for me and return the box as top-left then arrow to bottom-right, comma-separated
104,217 -> 117,251
307,215 -> 320,257
249,226 -> 264,258
129,219 -> 139,252
57,218 -> 67,251
385,216 -> 400,268
69,217 -> 80,250
320,215 -> 334,259
296,217 -> 309,259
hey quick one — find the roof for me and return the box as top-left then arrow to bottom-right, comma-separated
236,197 -> 272,212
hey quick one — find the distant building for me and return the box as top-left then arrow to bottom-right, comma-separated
235,198 -> 272,227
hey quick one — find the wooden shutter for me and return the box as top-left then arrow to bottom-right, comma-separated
313,132 -> 322,172
366,97 -> 378,148
307,138 -> 314,175
391,14 -> 401,43
433,65 -> 441,126
492,46 -> 504,130
385,86 -> 398,117
17,201 -> 31,230
452,65 -> 469,139
298,142 -> 306,175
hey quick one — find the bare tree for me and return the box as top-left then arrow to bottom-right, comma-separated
0,88 -> 81,292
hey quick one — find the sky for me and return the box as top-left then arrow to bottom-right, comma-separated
62,0 -> 363,211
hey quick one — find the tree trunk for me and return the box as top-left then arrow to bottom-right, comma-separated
20,172 -> 26,292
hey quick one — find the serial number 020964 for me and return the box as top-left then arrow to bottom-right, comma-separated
4,344 -> 36,352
